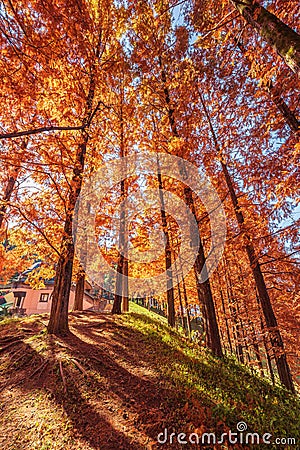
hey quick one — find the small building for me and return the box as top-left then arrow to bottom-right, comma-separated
0,260 -> 107,316
0,260 -> 117,316
7,280 -> 95,316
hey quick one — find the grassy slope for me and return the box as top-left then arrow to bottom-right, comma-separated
124,304 -> 300,444
0,303 -> 299,450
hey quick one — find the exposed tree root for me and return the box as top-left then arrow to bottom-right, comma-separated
55,341 -> 73,351
89,355 -> 104,365
70,358 -> 90,377
31,360 -> 49,379
0,335 -> 22,345
20,328 -> 36,334
0,340 -> 22,353
59,360 -> 67,393
10,347 -> 29,366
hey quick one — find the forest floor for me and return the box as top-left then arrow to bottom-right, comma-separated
0,303 -> 299,450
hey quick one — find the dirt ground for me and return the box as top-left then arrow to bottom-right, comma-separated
0,312 -> 196,450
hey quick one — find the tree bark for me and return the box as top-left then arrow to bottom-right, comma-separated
186,188 -> 223,356
267,83 -> 300,133
47,33 -> 102,335
231,0 -> 300,76
223,162 -> 295,391
73,266 -> 85,311
112,96 -> 129,315
234,39 -> 300,134
47,135 -> 88,335
177,251 -> 192,336
237,263 -> 265,375
159,58 -> 222,354
122,259 -> 129,312
199,92 -> 295,391
157,160 -> 176,328
0,167 -> 20,230
112,180 -> 126,314
171,233 -> 187,333
216,269 -> 233,353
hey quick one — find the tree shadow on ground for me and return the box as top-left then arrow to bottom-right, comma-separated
1,313 -> 299,450
0,324 -> 153,449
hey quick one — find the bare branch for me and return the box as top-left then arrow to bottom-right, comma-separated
0,125 -> 84,140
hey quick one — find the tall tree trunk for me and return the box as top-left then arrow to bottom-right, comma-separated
122,259 -> 129,312
73,266 -> 85,311
184,187 -> 223,356
178,252 -> 192,336
259,312 -> 276,385
237,262 -> 265,375
171,234 -> 186,333
157,158 -> 176,327
199,93 -> 295,391
159,58 -> 223,355
267,83 -> 300,133
223,163 -> 294,391
223,260 -> 244,363
48,34 -> 102,335
177,282 -> 185,331
48,135 -> 88,335
231,0 -> 300,76
216,269 -> 233,353
112,179 -> 126,314
235,39 -> 300,134
112,97 -> 129,314
226,257 -> 252,364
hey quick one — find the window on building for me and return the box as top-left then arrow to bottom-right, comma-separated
13,291 -> 26,308
39,293 -> 49,302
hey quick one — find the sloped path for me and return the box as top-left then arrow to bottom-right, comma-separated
0,312 -> 197,450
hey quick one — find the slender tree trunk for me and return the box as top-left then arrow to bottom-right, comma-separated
237,263 -> 265,375
73,266 -> 85,311
199,93 -> 294,391
172,246 -> 186,332
159,58 -> 222,355
48,135 -> 88,335
122,259 -> 129,312
157,158 -> 176,327
231,0 -> 300,76
223,260 -> 244,363
48,34 -> 102,335
223,162 -> 294,391
177,282 -> 185,331
112,98 -> 129,314
259,311 -> 276,384
211,287 -> 226,350
171,234 -> 186,332
194,224 -> 223,357
112,179 -> 126,314
267,83 -> 300,133
216,269 -> 233,353
179,256 -> 192,336
226,258 -> 251,363
235,39 -> 300,134
0,141 -> 26,229
249,314 -> 265,377
0,166 -> 20,230
236,299 -> 251,364
184,187 -> 223,356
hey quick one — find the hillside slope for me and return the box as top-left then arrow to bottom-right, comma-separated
0,303 -> 299,449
